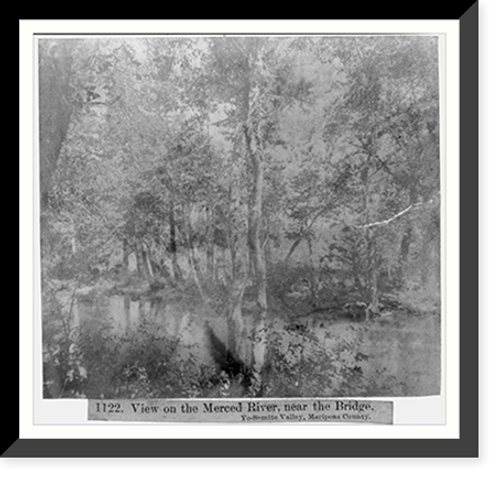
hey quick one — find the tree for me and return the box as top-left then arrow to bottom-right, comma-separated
317,36 -> 440,314
39,39 -> 77,209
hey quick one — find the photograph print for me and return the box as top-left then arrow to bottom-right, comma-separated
39,35 -> 441,402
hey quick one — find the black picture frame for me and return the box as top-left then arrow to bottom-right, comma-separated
10,7 -> 478,458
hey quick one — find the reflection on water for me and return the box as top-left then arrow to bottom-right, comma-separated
73,294 -> 216,365
361,316 -> 441,395
69,293 -> 440,397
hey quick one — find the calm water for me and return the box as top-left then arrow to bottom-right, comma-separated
67,293 -> 441,397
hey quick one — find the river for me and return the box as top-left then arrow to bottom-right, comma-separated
65,292 -> 441,397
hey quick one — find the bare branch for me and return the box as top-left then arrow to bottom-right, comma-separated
356,192 -> 440,229
359,204 -> 414,229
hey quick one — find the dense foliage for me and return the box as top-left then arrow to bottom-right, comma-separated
40,36 -> 440,399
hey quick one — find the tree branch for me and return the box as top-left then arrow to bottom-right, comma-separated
359,204 -> 414,228
229,37 -> 248,58
356,192 -> 439,229
74,94 -> 122,107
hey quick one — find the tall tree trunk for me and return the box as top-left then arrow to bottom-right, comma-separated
306,236 -> 318,308
139,298 -> 147,323
239,39 -> 269,389
69,216 -> 77,255
224,133 -> 248,362
264,225 -> 273,272
168,202 -> 183,282
397,183 -> 418,288
244,120 -> 268,386
138,241 -> 154,284
183,205 -> 206,301
362,160 -> 379,319
420,221 -> 437,288
226,130 -> 243,282
121,238 -> 131,282
135,243 -> 144,278
206,203 -> 215,281
367,235 -> 380,320
227,262 -> 250,366
124,294 -> 131,335
396,225 -> 412,288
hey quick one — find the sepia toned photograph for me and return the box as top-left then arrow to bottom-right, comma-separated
39,35 -> 441,402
